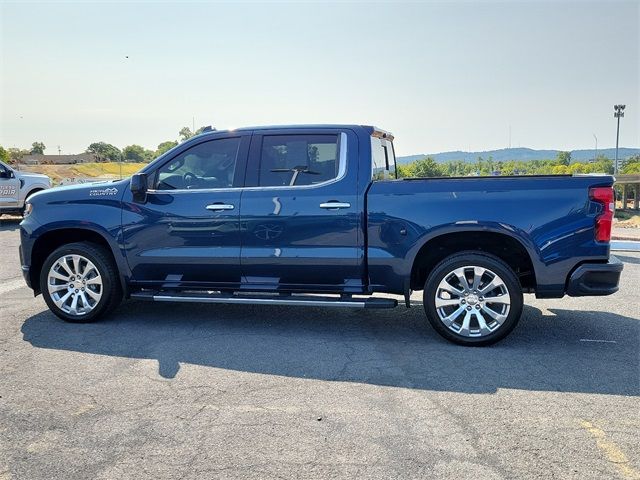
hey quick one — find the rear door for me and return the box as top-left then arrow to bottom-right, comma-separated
0,162 -> 20,209
239,128 -> 364,292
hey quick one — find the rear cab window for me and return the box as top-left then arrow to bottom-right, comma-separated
258,134 -> 341,187
371,129 -> 396,181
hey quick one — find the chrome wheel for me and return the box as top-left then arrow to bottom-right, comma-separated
47,254 -> 103,316
435,265 -> 511,338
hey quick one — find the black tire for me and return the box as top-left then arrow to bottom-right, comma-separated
423,251 -> 523,346
40,242 -> 122,323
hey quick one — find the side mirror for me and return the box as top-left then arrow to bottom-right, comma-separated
130,173 -> 148,202
0,168 -> 12,179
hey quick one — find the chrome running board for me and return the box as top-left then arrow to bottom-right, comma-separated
130,291 -> 397,309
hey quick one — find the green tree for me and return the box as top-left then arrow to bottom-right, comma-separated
7,148 -> 28,164
556,151 -> 571,166
122,144 -> 154,163
194,126 -> 212,135
622,154 -> 640,174
412,157 -> 443,177
396,163 -> 413,178
179,127 -> 193,142
30,142 -> 46,154
0,146 -> 10,164
179,125 -> 210,142
87,142 -> 122,162
156,141 -> 178,156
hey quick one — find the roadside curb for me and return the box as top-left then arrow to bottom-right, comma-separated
612,236 -> 640,242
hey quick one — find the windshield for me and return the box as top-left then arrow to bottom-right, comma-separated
371,136 -> 396,180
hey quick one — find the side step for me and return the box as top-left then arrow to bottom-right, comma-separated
130,291 -> 397,309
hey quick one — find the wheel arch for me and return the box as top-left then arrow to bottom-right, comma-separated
29,227 -> 127,296
21,184 -> 49,203
408,227 -> 538,292
25,187 -> 45,197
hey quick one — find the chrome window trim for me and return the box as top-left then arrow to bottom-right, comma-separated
146,132 -> 348,194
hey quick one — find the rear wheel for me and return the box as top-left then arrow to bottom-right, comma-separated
40,242 -> 122,323
423,251 -> 523,346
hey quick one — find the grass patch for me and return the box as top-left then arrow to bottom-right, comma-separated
18,162 -> 147,184
615,210 -> 633,220
73,162 -> 146,177
615,212 -> 640,228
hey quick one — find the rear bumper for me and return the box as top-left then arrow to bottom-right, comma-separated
566,256 -> 623,296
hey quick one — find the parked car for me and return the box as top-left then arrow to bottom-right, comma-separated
19,125 -> 622,345
0,160 -> 52,216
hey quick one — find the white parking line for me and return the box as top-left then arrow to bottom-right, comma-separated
579,339 -> 618,344
611,240 -> 640,252
0,278 -> 27,295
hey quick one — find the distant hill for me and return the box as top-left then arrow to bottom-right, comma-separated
397,147 -> 640,164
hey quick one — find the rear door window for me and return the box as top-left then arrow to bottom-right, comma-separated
258,134 -> 339,187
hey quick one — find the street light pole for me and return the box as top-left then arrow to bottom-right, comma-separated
613,104 -> 625,174
593,134 -> 597,162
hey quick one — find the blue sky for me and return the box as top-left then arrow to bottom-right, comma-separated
1,0 -> 638,155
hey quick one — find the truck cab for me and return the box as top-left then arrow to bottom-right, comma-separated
124,126 -> 369,293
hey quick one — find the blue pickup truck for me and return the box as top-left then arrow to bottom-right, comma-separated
19,125 -> 622,345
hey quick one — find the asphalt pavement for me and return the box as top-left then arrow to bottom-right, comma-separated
0,215 -> 638,480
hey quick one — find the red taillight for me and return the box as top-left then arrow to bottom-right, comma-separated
589,186 -> 614,242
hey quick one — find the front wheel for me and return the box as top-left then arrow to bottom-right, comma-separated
40,242 -> 122,323
423,251 -> 523,346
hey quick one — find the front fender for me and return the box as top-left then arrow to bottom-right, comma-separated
22,220 -> 131,296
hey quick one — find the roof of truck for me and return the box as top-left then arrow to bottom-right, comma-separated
193,124 -> 393,141
192,124 -> 391,136
234,124 -> 375,131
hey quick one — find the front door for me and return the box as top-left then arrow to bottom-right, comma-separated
122,133 -> 250,288
0,162 -> 20,209
239,129 -> 364,292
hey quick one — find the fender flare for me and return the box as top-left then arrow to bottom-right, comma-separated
403,222 -> 541,282
22,184 -> 50,205
25,187 -> 45,199
30,222 -> 130,296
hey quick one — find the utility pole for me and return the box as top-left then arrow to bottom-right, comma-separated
613,104 -> 625,174
592,134 -> 597,162
121,54 -> 129,180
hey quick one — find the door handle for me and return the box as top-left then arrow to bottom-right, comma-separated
206,203 -> 235,211
319,202 -> 351,209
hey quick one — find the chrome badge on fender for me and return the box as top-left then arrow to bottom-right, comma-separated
89,187 -> 118,196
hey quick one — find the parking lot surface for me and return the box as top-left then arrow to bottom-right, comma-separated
1,216 -> 639,480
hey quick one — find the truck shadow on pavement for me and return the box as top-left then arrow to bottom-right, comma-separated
615,254 -> 640,265
21,302 -> 639,396
0,216 -> 22,231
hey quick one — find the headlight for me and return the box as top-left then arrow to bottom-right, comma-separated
23,202 -> 33,217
